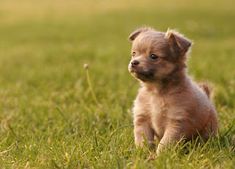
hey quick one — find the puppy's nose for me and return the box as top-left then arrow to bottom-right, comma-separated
131,60 -> 140,67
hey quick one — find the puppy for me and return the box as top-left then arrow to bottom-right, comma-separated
128,27 -> 218,155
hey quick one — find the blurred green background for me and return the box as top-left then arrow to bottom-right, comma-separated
0,0 -> 234,168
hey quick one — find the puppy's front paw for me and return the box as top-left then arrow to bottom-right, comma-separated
135,138 -> 144,148
146,152 -> 156,161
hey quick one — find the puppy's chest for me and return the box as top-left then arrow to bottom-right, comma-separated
150,97 -> 168,115
149,96 -> 172,137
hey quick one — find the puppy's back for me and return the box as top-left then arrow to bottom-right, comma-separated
198,82 -> 212,98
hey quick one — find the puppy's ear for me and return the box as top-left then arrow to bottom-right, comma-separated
129,27 -> 152,41
165,29 -> 192,55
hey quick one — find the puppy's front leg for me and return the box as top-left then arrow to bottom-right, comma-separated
156,128 -> 181,155
134,115 -> 154,147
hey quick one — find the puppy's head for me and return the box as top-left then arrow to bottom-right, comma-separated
128,27 -> 192,83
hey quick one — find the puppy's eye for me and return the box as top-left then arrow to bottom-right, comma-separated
132,51 -> 136,56
149,54 -> 159,60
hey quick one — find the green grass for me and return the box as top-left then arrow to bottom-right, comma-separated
0,0 -> 235,168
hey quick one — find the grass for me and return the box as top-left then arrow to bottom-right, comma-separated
0,0 -> 234,168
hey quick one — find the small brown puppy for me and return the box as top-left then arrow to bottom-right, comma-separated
128,27 -> 218,155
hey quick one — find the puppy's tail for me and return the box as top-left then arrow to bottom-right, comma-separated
198,82 -> 212,99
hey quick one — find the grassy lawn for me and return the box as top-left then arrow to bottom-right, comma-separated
0,0 -> 234,168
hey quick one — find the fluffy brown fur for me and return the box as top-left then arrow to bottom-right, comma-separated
128,27 -> 218,155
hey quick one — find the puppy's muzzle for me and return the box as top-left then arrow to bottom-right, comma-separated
131,60 -> 140,67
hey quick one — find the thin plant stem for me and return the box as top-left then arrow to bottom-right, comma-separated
84,65 -> 100,106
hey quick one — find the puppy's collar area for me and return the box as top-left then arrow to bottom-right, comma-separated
142,67 -> 187,94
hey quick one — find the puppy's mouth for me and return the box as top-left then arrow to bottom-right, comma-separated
129,67 -> 155,81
